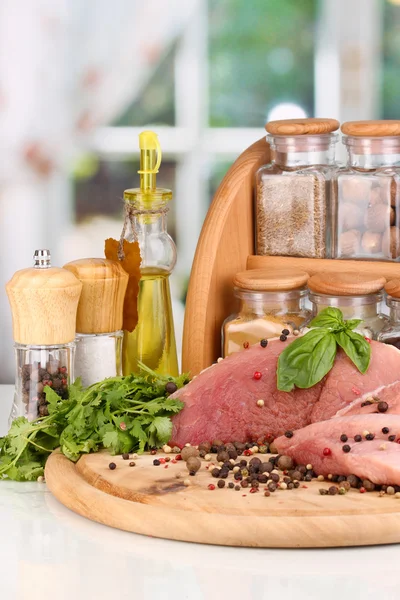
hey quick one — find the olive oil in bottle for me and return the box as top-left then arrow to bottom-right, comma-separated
123,267 -> 178,375
122,131 -> 179,376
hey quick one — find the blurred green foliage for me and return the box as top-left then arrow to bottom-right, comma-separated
208,0 -> 317,127
383,2 -> 400,119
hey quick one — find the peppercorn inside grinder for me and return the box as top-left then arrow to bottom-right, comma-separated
63,258 -> 128,387
6,250 -> 82,423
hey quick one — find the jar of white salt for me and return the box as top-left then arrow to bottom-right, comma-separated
63,258 -> 129,387
222,268 -> 312,357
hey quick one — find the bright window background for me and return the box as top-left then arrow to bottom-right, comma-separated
0,0 -> 399,381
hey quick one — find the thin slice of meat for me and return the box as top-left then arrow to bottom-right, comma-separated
335,381 -> 400,417
274,414 -> 400,484
310,342 -> 400,423
169,339 -> 323,447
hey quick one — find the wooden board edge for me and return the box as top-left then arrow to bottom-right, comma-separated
45,452 -> 400,548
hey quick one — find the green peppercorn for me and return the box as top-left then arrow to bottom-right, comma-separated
319,489 -> 328,495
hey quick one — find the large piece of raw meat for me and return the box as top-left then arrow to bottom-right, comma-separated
170,339 -> 400,447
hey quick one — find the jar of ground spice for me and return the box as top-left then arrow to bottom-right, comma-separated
222,268 -> 312,357
63,258 -> 128,387
333,121 -> 400,260
6,250 -> 82,422
378,279 -> 400,348
256,118 -> 339,258
308,272 -> 389,340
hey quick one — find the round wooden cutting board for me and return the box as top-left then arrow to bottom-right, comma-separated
45,450 -> 400,548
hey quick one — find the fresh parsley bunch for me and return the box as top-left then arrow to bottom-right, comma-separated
277,307 -> 371,392
0,364 -> 188,481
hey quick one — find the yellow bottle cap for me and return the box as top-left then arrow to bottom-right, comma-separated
138,130 -> 162,174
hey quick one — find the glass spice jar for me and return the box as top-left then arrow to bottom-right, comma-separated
6,250 -> 82,423
378,279 -> 400,349
333,120 -> 400,260
256,118 -> 339,259
12,344 -> 74,421
222,269 -> 312,357
308,272 -> 389,340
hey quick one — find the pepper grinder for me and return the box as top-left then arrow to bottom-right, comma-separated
63,258 -> 128,387
6,250 -> 82,422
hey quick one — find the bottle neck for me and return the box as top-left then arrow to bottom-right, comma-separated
344,136 -> 400,170
387,297 -> 400,323
124,201 -> 176,272
268,134 -> 337,168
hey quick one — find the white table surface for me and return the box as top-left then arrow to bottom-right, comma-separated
0,385 -> 400,600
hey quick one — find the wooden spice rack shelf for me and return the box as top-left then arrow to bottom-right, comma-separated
181,137 -> 400,377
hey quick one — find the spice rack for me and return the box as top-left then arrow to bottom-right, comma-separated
182,137 -> 400,376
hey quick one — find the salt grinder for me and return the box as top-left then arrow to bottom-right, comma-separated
6,250 -> 82,422
63,258 -> 128,387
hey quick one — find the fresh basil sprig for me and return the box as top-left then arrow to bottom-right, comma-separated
277,307 -> 371,392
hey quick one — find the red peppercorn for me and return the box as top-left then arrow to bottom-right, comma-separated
159,458 -> 166,464
243,341 -> 250,349
359,487 -> 366,493
249,487 -> 258,493
175,454 -> 182,461
164,465 -> 169,469
243,449 -> 252,456
171,459 -> 177,464
61,379 -> 67,386
208,484 -> 216,490
119,422 -> 127,430
365,337 -> 372,343
323,448 -> 332,456
397,439 -> 400,444
59,366 -> 67,374
253,371 -> 262,380
150,449 -> 157,455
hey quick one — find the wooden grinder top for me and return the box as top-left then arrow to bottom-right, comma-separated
266,118 -> 340,136
63,258 -> 128,334
308,272 -> 387,296
341,120 -> 400,137
6,257 -> 82,345
233,268 -> 309,291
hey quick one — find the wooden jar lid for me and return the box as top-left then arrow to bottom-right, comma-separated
6,266 -> 82,345
265,118 -> 340,136
308,272 -> 387,296
384,279 -> 400,298
341,120 -> 400,137
63,258 -> 129,334
233,269 -> 309,291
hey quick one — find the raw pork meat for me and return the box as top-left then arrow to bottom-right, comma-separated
311,342 -> 400,422
170,338 -> 400,447
170,339 -> 323,446
336,381 -> 400,417
274,414 -> 400,484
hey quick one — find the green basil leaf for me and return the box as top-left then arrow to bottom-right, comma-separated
334,330 -> 371,374
277,329 -> 337,391
344,318 -> 363,331
309,307 -> 345,330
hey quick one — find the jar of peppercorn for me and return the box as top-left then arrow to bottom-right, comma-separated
222,268 -> 312,357
378,279 -> 400,349
308,272 -> 389,340
6,250 -> 82,422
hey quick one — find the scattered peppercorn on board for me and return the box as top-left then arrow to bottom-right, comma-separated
45,450 -> 400,548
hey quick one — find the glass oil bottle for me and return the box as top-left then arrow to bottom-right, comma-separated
122,131 -> 178,376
